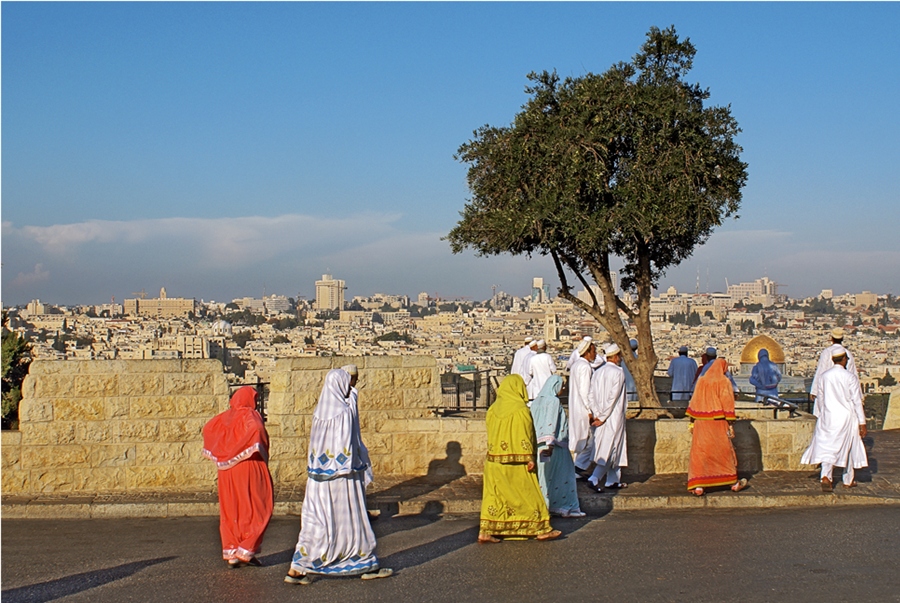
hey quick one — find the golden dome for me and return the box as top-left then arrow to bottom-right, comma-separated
740,334 -> 785,365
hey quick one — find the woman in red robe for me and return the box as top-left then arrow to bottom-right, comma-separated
686,359 -> 748,496
203,386 -> 274,567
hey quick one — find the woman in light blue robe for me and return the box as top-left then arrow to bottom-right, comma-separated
749,348 -> 782,403
530,376 -> 584,518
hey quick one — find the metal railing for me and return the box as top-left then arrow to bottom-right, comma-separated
435,369 -> 501,415
229,378 -> 269,422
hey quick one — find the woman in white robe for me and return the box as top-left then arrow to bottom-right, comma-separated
285,369 -> 391,584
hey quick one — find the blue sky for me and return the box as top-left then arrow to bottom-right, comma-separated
3,2 -> 898,306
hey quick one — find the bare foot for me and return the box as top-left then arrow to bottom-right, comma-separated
536,529 -> 562,541
478,534 -> 501,543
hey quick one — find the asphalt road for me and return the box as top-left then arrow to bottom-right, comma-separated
2,506 -> 898,603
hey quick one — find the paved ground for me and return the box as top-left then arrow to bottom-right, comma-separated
3,507 -> 899,603
4,430 -> 899,519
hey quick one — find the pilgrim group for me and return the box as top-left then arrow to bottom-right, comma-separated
199,327 -> 868,577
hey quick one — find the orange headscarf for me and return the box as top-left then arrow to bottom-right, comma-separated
203,386 -> 269,469
686,359 -> 736,421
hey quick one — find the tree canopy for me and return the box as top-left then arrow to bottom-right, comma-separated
447,26 -> 747,407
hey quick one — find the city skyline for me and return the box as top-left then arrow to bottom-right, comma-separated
3,3 -> 899,305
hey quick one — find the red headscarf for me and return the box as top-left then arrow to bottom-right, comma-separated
203,386 -> 269,470
686,359 -> 736,421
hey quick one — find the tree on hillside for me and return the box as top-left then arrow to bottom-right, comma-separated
2,313 -> 32,429
447,26 -> 747,408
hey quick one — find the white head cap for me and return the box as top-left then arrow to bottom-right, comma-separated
831,345 -> 848,359
604,343 -> 621,357
535,339 -> 547,351
524,336 -> 534,344
340,364 -> 358,376
576,336 -> 593,357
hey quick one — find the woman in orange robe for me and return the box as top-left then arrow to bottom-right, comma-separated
203,386 -> 274,567
686,359 -> 748,496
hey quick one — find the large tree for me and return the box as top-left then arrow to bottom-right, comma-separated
447,26 -> 748,408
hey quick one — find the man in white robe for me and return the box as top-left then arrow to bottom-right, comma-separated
511,337 -> 537,380
586,343 -> 629,490
526,340 -> 556,400
810,328 -> 861,405
667,346 -> 698,401
801,346 -> 867,491
567,337 -> 596,474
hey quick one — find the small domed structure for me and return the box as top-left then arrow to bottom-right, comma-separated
739,334 -> 785,375
212,319 -> 233,337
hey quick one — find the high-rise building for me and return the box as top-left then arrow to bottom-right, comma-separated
315,274 -> 345,311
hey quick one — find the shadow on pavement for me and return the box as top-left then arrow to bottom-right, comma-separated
1,556 -> 176,603
379,525 -> 480,572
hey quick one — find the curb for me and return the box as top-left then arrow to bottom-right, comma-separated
3,493 -> 897,520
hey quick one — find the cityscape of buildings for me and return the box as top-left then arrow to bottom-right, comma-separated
4,275 -> 899,396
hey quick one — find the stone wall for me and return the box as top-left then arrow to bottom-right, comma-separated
3,360 -> 230,496
883,388 -> 900,431
625,415 -> 817,475
2,357 -> 486,497
264,356 -> 485,488
2,357 -> 819,498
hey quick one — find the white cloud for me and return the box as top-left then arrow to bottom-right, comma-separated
10,263 -> 50,287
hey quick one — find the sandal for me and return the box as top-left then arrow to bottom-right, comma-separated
361,568 -> 393,580
821,477 -> 833,492
284,572 -> 312,585
731,478 -> 748,493
692,487 -> 704,496
536,529 -> 562,541
842,481 -> 858,488
605,482 -> 628,490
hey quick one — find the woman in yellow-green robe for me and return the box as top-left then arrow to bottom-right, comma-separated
478,375 -> 561,543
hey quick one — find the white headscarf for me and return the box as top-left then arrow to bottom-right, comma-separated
307,369 -> 369,480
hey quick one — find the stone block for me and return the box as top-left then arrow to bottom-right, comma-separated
403,388 -> 438,409
74,375 -> 118,398
367,370 -> 395,389
175,395 -> 220,418
365,432 -> 393,455
763,454 -> 793,471
23,445 -> 91,469
358,413 -> 386,432
1,469 -> 30,493
74,467 -> 126,492
91,503 -> 168,519
182,359 -> 223,373
269,460 -> 306,486
284,357 -> 333,371
126,465 -> 212,490
884,388 -> 900,430
269,371 -> 292,395
20,422 -> 77,445
165,373 -> 214,396
106,398 -> 130,419
273,501 -> 303,516
292,392 -> 320,413
361,390 -> 404,410
113,420 -> 161,443
53,398 -> 105,421
465,420 -> 488,433
167,502 -> 220,517
764,434 -> 794,454
1,432 -> 21,469
31,468 -> 75,492
135,442 -> 196,465
18,399 -> 53,423
129,396 -> 177,419
28,359 -> 71,375
394,369 -> 433,388
90,445 -> 136,467
407,418 -> 440,433
27,504 -> 93,519
655,453 -> 689,474
265,392 -> 290,416
362,356 -> 403,369
378,418 -> 408,433
76,421 -> 112,444
392,432 -> 429,454
159,419 -> 205,442
276,415 -> 311,438
291,370 -> 326,392
124,359 -> 181,373
21,374 -> 36,399
401,356 -> 436,368
270,437 -> 306,461
118,374 -> 165,397
34,375 -> 71,399
79,360 -> 129,374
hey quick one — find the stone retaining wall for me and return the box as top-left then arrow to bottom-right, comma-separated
2,358 -> 817,498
